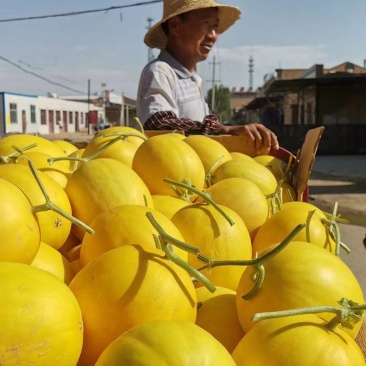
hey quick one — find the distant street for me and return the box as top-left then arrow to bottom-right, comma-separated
338,223 -> 366,292
309,155 -> 366,293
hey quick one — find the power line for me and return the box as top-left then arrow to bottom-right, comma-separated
0,55 -> 85,94
0,0 -> 162,23
18,59 -> 86,89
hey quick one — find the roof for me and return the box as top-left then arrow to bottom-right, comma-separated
265,74 -> 366,93
325,61 -> 366,73
0,91 -> 38,98
59,93 -> 137,108
244,96 -> 282,110
122,95 -> 137,108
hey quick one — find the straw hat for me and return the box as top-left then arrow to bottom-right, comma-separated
144,0 -> 241,49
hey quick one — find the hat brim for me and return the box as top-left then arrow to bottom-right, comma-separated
144,5 -> 241,49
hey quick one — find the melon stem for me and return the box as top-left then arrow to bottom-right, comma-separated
27,159 -> 94,234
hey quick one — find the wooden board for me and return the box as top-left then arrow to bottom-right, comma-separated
207,135 -> 270,157
144,131 -> 270,157
293,126 -> 325,201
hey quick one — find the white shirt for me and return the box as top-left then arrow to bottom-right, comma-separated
137,50 -> 209,124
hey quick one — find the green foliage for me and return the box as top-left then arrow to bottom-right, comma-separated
206,84 -> 231,123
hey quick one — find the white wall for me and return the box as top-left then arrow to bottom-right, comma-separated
2,93 -> 39,134
38,96 -> 102,134
0,92 -> 103,135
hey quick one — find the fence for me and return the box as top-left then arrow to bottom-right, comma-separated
269,124 -> 366,155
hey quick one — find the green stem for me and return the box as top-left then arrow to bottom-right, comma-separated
323,211 -> 349,224
325,315 -> 342,331
152,234 -> 162,250
48,134 -> 125,165
163,243 -> 216,293
242,266 -> 265,300
241,223 -> 305,299
198,223 -> 306,271
70,150 -> 83,172
101,132 -> 147,141
163,178 -> 235,226
133,117 -> 145,134
321,202 -> 350,256
205,155 -> 224,188
331,202 -> 340,256
252,298 -> 366,331
266,191 -> 280,216
147,210 -> 305,297
168,179 -> 195,204
146,212 -> 201,255
278,154 -> 296,187
27,159 -> 94,234
0,143 -> 38,164
146,212 -> 215,292
277,184 -> 284,207
340,242 -> 351,254
306,209 -> 316,243
283,154 -> 295,177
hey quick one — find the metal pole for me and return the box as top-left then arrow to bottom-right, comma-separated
120,92 -> 125,126
211,56 -> 216,113
87,78 -> 91,134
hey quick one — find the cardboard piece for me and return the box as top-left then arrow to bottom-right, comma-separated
293,126 -> 325,201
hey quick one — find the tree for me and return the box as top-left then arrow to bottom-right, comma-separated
206,84 -> 231,123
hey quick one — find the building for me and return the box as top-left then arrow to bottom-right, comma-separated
228,87 -> 259,124
0,91 -> 102,135
245,61 -> 366,154
60,91 -> 137,129
249,61 -> 366,126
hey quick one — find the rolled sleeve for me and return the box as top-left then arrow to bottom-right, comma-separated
137,63 -> 179,124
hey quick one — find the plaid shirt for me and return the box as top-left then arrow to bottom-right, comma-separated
144,110 -> 222,135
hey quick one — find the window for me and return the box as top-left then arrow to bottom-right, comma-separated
48,110 -> 54,126
40,109 -> 47,125
80,112 -> 84,125
63,111 -> 67,124
69,111 -> 73,124
30,105 -> 36,124
10,103 -> 17,123
56,111 -> 61,124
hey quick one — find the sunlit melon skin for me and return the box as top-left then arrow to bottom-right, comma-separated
0,262 -> 83,365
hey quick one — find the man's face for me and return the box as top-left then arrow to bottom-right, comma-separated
171,8 -> 219,66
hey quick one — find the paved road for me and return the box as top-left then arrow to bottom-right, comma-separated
338,223 -> 366,292
309,155 -> 366,226
309,155 -> 366,293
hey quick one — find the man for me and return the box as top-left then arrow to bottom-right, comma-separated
137,0 -> 279,152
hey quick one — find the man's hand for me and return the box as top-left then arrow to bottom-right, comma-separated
219,123 -> 279,153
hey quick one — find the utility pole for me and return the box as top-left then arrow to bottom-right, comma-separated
120,92 -> 125,126
207,55 -> 220,113
249,55 -> 254,90
87,79 -> 91,133
147,17 -> 155,62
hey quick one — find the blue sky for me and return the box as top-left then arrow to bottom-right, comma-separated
1,0 -> 366,100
